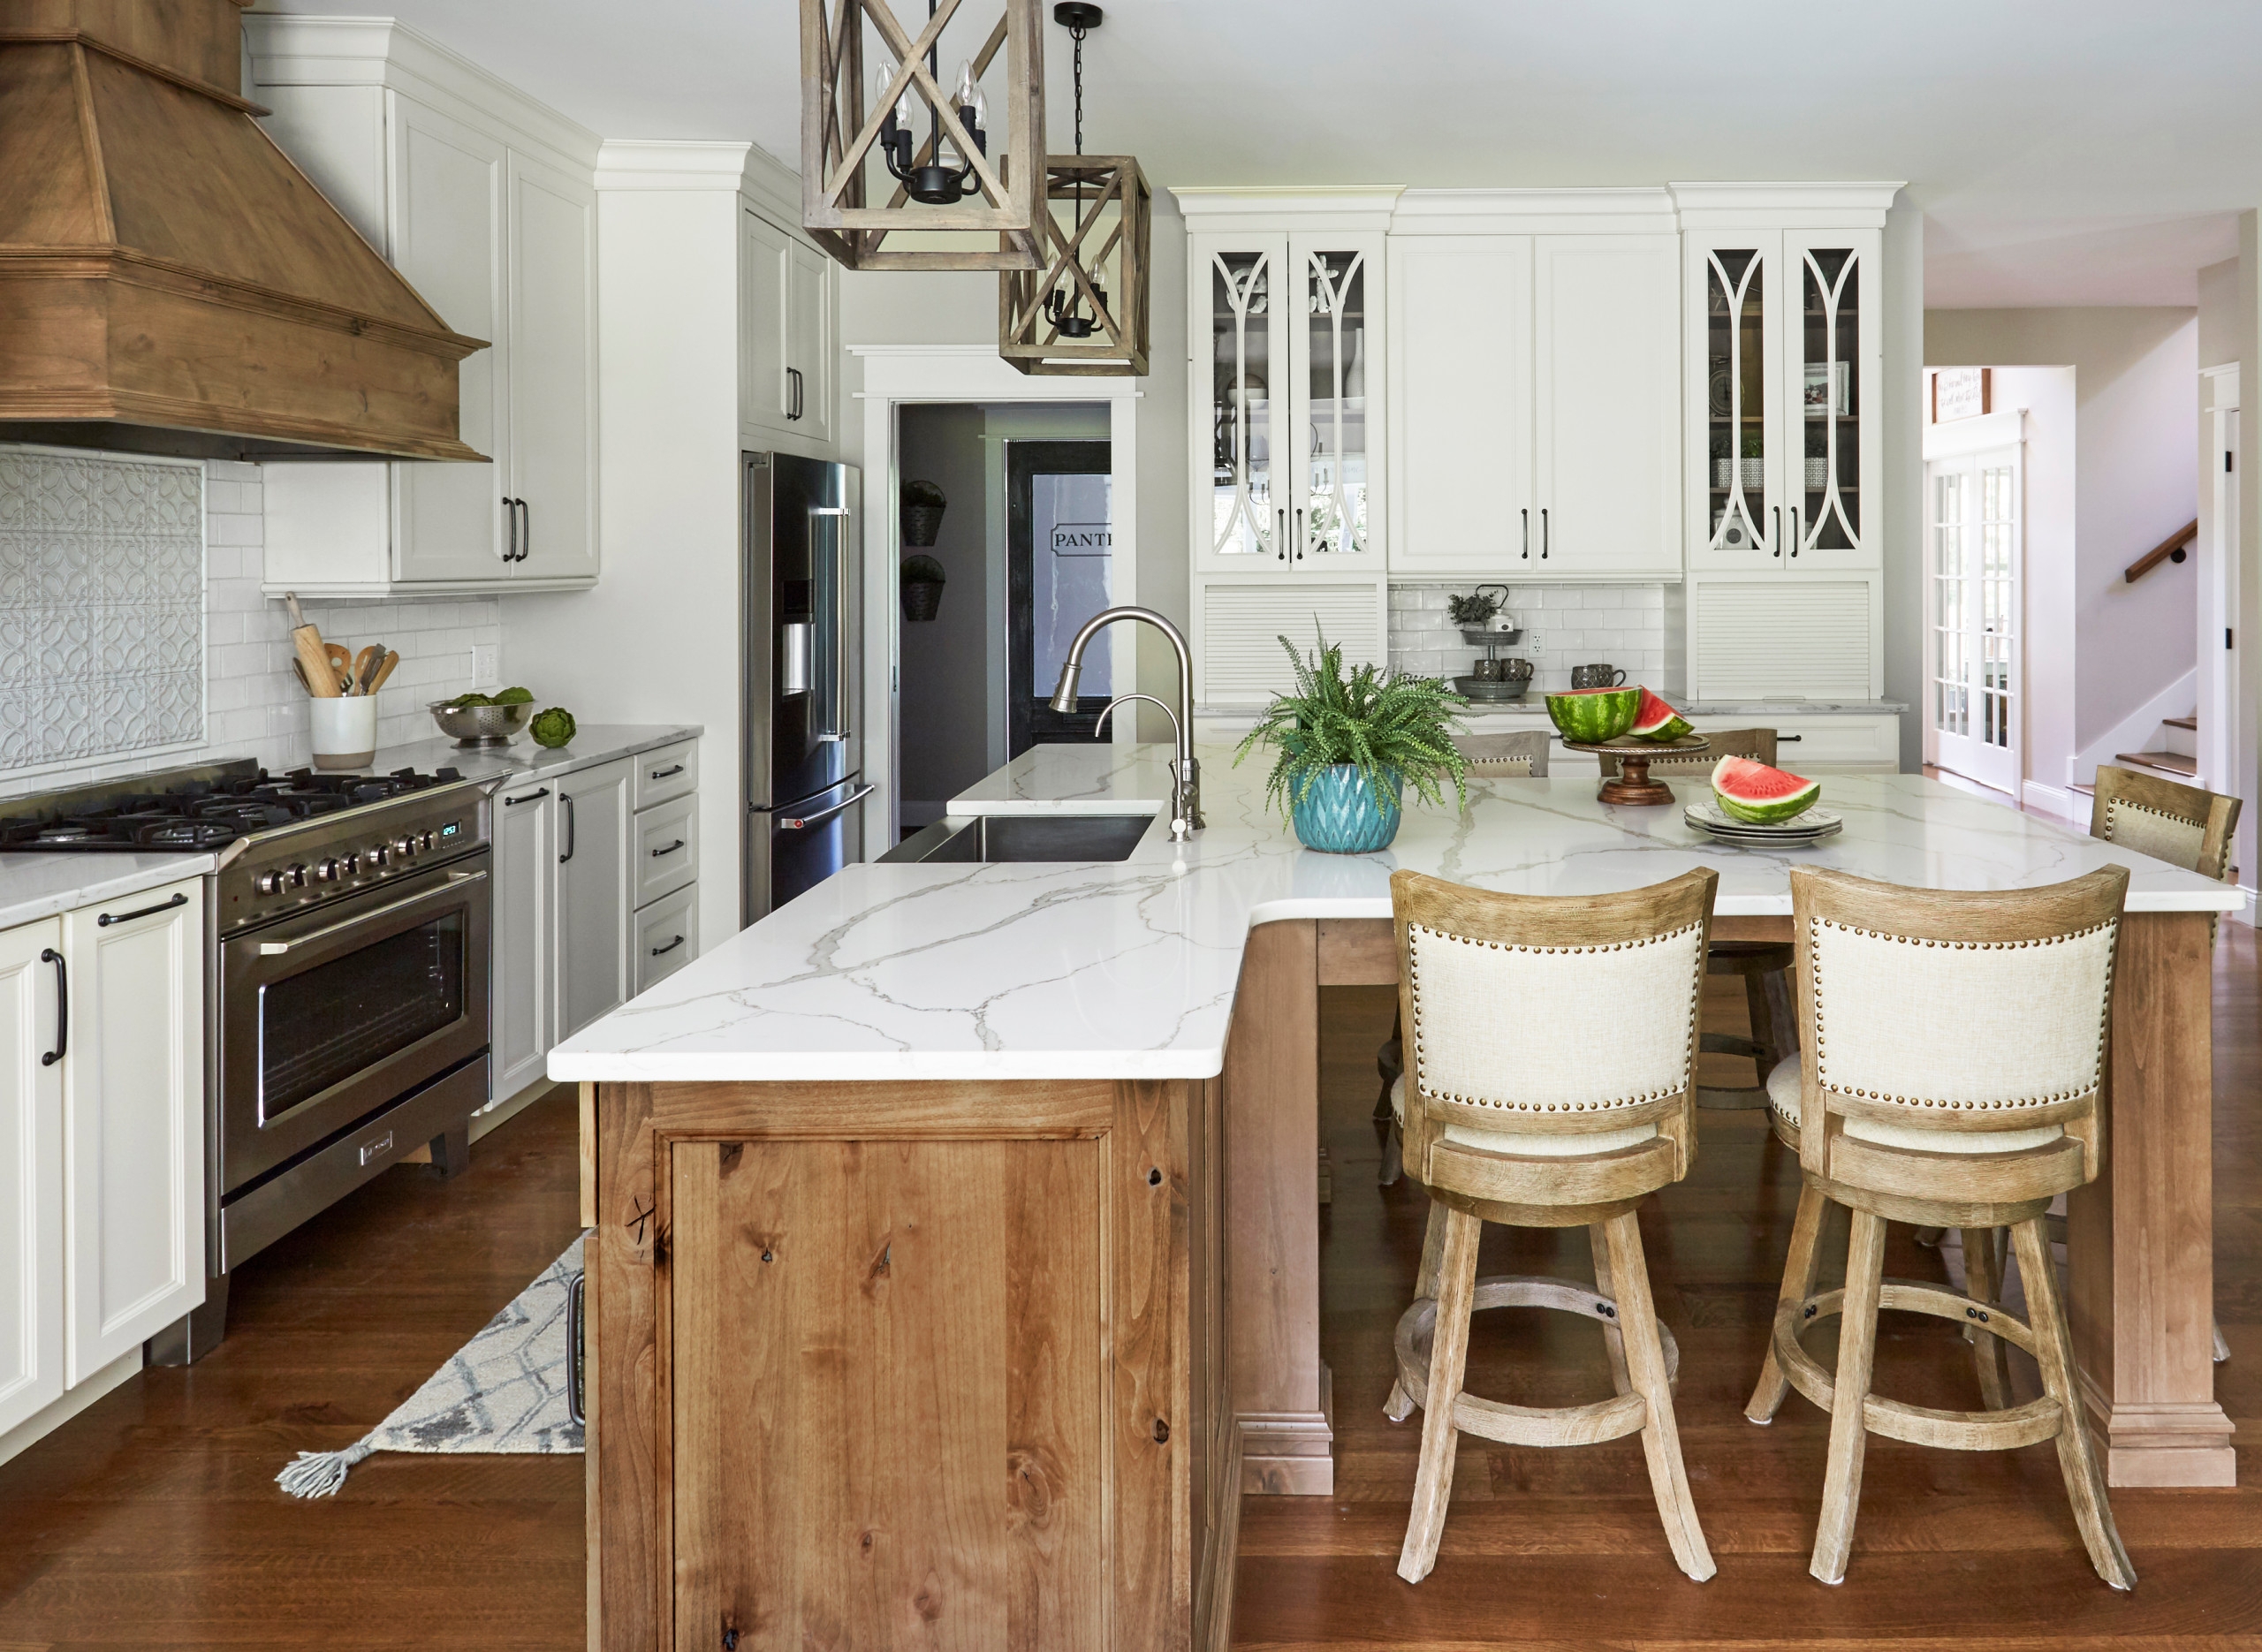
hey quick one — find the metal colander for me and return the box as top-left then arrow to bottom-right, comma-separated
428,701 -> 534,746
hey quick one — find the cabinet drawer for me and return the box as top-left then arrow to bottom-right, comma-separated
1769,714 -> 1901,772
634,884 -> 698,995
634,740 -> 698,811
635,794 -> 698,906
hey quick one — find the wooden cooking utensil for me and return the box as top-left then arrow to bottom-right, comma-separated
366,650 -> 401,694
285,592 -> 340,699
353,645 -> 382,695
323,642 -> 355,695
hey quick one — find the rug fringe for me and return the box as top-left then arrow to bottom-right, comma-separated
276,1440 -> 374,1499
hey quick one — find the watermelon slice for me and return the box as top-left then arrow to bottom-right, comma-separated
1711,755 -> 1820,824
1629,688 -> 1691,743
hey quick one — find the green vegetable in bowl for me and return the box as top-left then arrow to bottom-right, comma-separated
492,686 -> 535,705
448,691 -> 496,709
530,707 -> 577,749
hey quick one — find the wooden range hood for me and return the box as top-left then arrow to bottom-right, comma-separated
0,0 -> 486,461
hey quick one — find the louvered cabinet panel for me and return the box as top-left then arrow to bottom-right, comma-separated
1690,578 -> 1879,701
1198,580 -> 1386,708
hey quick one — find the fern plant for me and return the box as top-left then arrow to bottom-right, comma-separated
1233,629 -> 1469,817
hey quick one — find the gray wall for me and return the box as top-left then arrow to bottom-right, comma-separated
1882,201 -> 1925,773
1925,305 -> 2199,751
896,404 -> 992,822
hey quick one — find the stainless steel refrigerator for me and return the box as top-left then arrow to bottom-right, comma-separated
744,451 -> 865,926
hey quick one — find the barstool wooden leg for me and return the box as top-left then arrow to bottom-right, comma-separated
2013,1216 -> 2137,1589
1810,1208 -> 1887,1585
1589,1222 -> 1633,1396
1386,1203 -> 1455,1423
1960,1225 -> 2013,1411
1604,1211 -> 1716,1582
1747,1181 -> 1827,1423
1398,1206 -> 1480,1584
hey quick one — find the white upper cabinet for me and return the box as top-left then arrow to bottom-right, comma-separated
1530,235 -> 1681,577
247,18 -> 603,597
1191,228 -> 1385,574
1678,194 -> 1888,574
1386,237 -> 1531,573
740,209 -> 837,449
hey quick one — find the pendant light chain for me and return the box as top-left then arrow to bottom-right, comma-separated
1072,22 -> 1085,155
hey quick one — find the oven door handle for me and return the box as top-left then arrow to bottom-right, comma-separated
255,870 -> 488,956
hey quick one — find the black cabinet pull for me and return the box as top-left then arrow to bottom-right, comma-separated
1520,506 -> 1530,560
1540,506 -> 1549,559
39,947 -> 65,1067
98,890 -> 187,928
1778,733 -> 1803,742
510,497 -> 530,563
504,495 -> 519,562
559,794 -> 577,863
504,787 -> 550,807
649,839 -> 686,858
786,367 -> 803,421
649,935 -> 686,959
649,764 -> 684,781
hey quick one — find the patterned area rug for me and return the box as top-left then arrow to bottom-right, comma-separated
278,1234 -> 584,1498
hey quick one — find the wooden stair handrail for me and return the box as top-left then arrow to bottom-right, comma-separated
2126,519 -> 2199,583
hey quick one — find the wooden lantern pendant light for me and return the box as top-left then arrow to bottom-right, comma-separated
998,4 -> 1151,375
801,0 -> 1045,270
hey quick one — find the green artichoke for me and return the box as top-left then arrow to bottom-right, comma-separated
448,691 -> 496,709
493,686 -> 535,705
530,707 -> 576,749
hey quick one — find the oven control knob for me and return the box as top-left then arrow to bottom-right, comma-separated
340,853 -> 361,875
393,836 -> 416,858
285,864 -> 308,889
369,845 -> 390,867
419,831 -> 436,851
314,859 -> 340,883
255,869 -> 285,895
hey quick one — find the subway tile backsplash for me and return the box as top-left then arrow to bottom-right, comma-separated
0,453 -> 501,799
1387,581 -> 1674,694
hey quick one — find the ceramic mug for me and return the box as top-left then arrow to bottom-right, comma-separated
1571,663 -> 1627,689
1473,657 -> 1507,682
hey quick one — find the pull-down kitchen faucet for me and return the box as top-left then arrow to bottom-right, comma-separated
1050,606 -> 1203,835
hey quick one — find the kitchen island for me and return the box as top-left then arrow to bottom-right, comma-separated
556,742 -> 2242,1649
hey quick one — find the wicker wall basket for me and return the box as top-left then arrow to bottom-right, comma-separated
902,503 -> 945,547
902,580 -> 945,622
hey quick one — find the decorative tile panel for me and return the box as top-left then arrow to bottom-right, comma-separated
0,448 -> 206,772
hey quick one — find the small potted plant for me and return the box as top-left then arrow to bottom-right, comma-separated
1235,628 -> 1469,854
900,553 -> 946,622
1741,431 -> 1765,489
901,479 -> 947,547
1446,589 -> 1500,629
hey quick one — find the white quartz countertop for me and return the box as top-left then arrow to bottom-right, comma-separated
344,724 -> 702,789
550,740 -> 2240,1087
0,848 -> 217,933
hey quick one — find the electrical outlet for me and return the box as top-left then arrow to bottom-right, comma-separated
474,643 -> 499,685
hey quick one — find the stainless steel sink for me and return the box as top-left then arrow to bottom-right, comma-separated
879,813 -> 1156,864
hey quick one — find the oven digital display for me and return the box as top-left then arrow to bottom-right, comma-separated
440,821 -> 459,837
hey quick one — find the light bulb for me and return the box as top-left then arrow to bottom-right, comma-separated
874,63 -> 912,128
954,59 -> 977,110
968,84 -> 989,132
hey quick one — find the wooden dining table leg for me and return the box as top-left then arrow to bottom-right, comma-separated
2066,909 -> 2235,1488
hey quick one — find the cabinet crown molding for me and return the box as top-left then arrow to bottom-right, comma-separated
1170,186 -> 1404,231
1390,186 -> 1678,236
1667,181 -> 1903,230
244,14 -> 601,171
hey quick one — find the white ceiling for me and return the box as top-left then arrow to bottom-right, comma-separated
262,0 -> 2262,307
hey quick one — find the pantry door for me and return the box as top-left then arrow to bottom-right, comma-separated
1925,440 -> 2023,795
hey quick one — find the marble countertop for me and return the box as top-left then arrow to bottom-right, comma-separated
347,724 -> 702,789
0,848 -> 218,933
550,741 -> 2240,1086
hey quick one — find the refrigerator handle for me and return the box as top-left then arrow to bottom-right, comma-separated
812,504 -> 852,743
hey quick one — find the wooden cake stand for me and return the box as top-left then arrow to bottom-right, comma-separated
1560,733 -> 1710,806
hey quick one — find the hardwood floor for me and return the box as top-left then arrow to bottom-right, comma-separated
3,928 -> 2258,1649
0,1087 -> 587,1650
1234,923 -> 2262,1648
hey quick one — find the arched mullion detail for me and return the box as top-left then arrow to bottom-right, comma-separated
1307,249 -> 1365,556
1802,248 -> 1859,553
1212,250 -> 1272,557
1708,249 -> 1765,554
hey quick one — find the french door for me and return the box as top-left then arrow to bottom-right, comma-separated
1926,444 -> 2022,794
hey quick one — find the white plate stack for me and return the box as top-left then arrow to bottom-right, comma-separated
1682,800 -> 1843,845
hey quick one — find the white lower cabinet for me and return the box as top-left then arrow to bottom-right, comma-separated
61,884 -> 204,1383
491,777 -> 557,1102
0,918 -> 65,1439
0,878 -> 204,1455
490,745 -> 702,1107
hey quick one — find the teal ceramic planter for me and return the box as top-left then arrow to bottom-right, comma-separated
1292,765 -> 1402,853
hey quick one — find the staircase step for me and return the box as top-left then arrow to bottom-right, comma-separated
2114,750 -> 2198,777
2069,782 -> 2095,798
2164,716 -> 2197,731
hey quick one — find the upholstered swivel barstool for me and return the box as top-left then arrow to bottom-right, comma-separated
1383,867 -> 1719,1584
1746,863 -> 2136,1588
1376,731 -> 1553,1182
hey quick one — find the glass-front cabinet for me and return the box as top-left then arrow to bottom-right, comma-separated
1195,230 -> 1383,572
1686,226 -> 1881,572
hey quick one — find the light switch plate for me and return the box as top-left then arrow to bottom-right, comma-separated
474,643 -> 498,685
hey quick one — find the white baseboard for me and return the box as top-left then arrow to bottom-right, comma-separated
469,1078 -> 560,1144
2070,668 -> 2197,788
2021,780 -> 2085,823
0,1348 -> 141,1471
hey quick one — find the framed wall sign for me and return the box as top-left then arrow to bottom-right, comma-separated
1932,366 -> 1991,422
